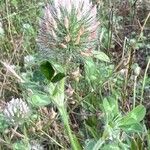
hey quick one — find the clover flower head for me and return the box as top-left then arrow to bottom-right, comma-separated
29,140 -> 44,150
37,0 -> 99,62
3,98 -> 30,125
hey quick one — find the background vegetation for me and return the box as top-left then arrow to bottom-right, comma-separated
0,0 -> 149,149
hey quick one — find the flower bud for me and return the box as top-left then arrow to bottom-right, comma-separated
134,65 -> 141,77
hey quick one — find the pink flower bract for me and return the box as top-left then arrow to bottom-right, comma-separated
37,0 -> 99,61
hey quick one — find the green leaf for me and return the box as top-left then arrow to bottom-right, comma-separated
85,59 -> 98,80
84,139 -> 96,150
103,98 -> 111,112
108,96 -> 119,117
50,78 -> 65,107
32,69 -> 45,82
120,123 -> 143,133
118,118 -> 138,126
93,139 -> 104,150
85,124 -> 99,139
40,61 -> 55,81
11,0 -> 18,7
127,105 -> 146,122
101,144 -> 120,150
13,141 -> 29,150
84,58 -> 99,86
92,51 -> 110,62
103,98 -> 115,115
28,93 -> 51,107
51,73 -> 65,83
119,105 -> 146,126
0,114 -> 9,132
103,96 -> 119,117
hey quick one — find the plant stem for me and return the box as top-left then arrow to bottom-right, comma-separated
140,58 -> 150,104
133,75 -> 137,108
59,106 -> 82,150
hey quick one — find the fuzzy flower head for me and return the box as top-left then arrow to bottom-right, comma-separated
29,140 -> 44,150
37,0 -> 99,62
3,98 -> 30,125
